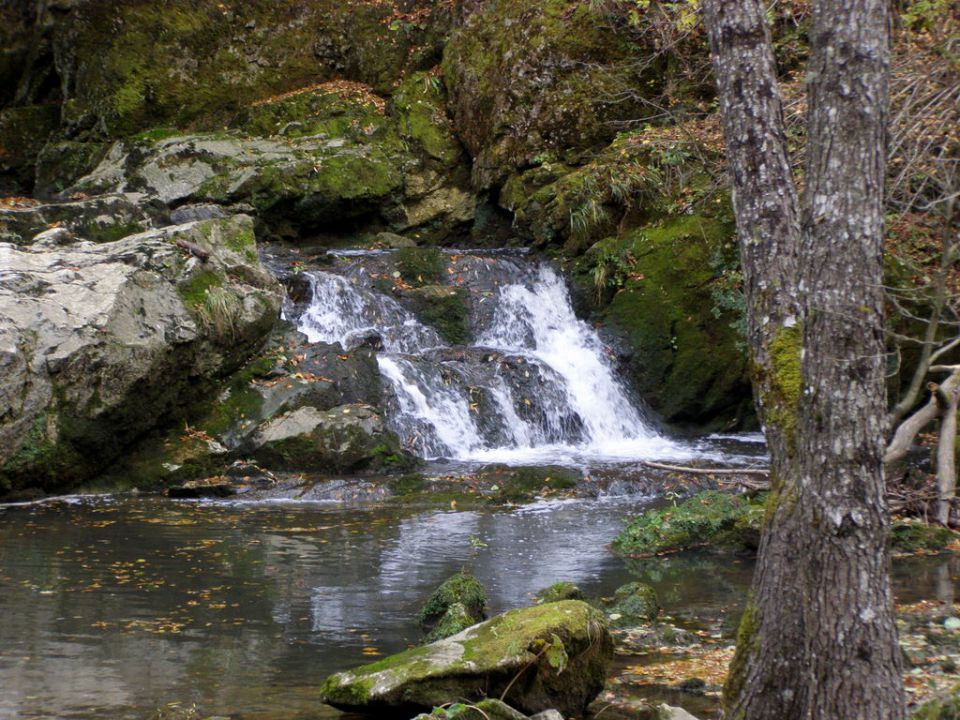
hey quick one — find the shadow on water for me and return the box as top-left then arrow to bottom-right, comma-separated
1,494 -> 957,719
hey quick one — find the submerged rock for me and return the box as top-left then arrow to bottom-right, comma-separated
534,582 -> 584,605
419,571 -> 487,642
0,214 -> 281,496
321,600 -> 613,717
605,582 -> 661,627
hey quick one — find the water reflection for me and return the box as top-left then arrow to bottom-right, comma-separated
0,496 -> 957,720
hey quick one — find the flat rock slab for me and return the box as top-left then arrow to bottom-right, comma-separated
321,600 -> 612,718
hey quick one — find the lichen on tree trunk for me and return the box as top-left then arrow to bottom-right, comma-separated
702,0 -> 906,717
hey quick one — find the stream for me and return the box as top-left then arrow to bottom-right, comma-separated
2,248 -> 956,720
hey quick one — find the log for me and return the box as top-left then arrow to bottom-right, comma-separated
175,238 -> 210,262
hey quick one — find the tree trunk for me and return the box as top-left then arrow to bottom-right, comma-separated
703,0 -> 905,717
936,388 -> 958,525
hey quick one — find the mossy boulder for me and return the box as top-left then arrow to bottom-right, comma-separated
612,491 -> 765,556
891,520 -> 955,554
480,465 -> 581,505
534,582 -> 584,605
248,404 -> 410,473
442,0 -> 659,190
321,600 -> 613,717
573,214 -> 752,429
605,582 -> 661,627
0,214 -> 281,497
419,571 -> 487,641
400,285 -> 471,345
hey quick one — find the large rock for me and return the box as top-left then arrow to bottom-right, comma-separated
35,1 -> 454,137
442,0 -> 657,191
0,214 -> 281,496
247,403 -> 408,473
321,600 -> 613,717
0,193 -> 166,246
66,80 -> 473,240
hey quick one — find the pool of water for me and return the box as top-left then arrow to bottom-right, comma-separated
1,493 -> 957,720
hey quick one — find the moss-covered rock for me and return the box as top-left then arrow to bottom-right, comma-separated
534,581 -> 584,605
400,285 -> 471,345
573,214 -> 752,429
891,520 -> 955,554
483,465 -> 581,504
612,491 -> 766,556
442,0 -> 660,191
46,1 -> 453,138
606,582 -> 661,627
248,404 -> 410,473
419,571 -> 487,641
321,600 -> 613,717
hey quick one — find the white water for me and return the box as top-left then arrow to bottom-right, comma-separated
295,261 -> 700,465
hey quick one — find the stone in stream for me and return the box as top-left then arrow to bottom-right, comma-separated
605,582 -> 661,627
533,581 -> 584,605
418,571 -> 487,642
320,600 -> 613,717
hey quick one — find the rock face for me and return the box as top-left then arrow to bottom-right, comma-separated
66,79 -> 473,240
442,0 -> 655,191
321,600 -> 613,717
0,214 -> 281,496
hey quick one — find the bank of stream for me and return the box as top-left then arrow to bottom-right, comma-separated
2,486 -> 959,720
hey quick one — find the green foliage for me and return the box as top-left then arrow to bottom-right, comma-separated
613,491 -> 766,556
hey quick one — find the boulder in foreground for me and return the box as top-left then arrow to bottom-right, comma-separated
320,600 -> 612,717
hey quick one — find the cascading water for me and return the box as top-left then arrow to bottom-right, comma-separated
296,253 -> 697,465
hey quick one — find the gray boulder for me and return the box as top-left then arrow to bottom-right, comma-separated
321,600 -> 612,717
0,214 -> 281,496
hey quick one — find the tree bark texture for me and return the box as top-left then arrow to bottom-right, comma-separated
703,0 -> 905,717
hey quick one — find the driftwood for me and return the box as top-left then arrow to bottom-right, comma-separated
175,238 -> 211,262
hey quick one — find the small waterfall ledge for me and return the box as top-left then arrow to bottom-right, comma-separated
293,251 -> 700,466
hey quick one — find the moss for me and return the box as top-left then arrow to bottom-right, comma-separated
80,220 -> 145,244
606,582 -> 660,626
890,520 -> 954,554
486,465 -> 580,504
573,213 -> 751,429
534,581 -> 584,604
178,269 -> 224,310
419,572 -> 486,628
613,491 -> 766,556
392,71 -> 462,167
723,596 -> 759,711
396,247 -> 446,285
762,324 -> 802,449
389,473 -> 428,496
0,105 -> 60,192
402,286 -> 470,345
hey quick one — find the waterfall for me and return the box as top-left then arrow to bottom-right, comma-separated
295,256 -> 694,464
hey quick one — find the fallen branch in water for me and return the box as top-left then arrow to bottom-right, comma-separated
636,459 -> 769,477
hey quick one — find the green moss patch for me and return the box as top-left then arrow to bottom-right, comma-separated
613,491 -> 766,556
419,571 -> 487,630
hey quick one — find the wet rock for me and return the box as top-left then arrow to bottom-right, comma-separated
373,231 -> 417,249
534,582 -> 584,605
0,192 -> 165,246
397,285 -> 471,345
657,706 -> 700,720
412,699 -> 530,720
419,571 -> 487,642
606,583 -> 660,627
0,214 -> 281,496
248,403 -> 409,473
321,600 -> 613,717
167,478 -> 237,499
0,105 -> 59,193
